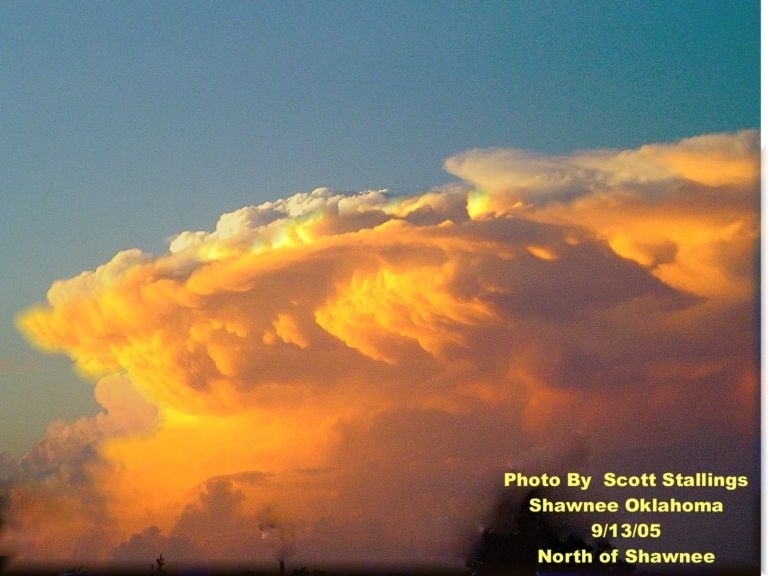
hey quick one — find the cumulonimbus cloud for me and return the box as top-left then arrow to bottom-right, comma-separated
2,130 -> 758,567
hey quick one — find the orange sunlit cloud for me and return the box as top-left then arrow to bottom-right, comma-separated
3,131 -> 758,565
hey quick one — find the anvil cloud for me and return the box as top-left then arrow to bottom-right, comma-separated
2,131 -> 758,566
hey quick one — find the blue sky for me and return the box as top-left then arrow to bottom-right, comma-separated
0,0 -> 760,454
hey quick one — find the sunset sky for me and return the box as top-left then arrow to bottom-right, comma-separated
0,1 -> 760,571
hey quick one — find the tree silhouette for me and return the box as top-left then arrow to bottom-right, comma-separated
151,552 -> 165,573
466,489 -> 633,575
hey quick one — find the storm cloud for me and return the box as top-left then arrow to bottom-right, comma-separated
3,131 -> 758,568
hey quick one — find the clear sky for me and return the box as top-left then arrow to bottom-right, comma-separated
0,1 -> 760,568
0,0 -> 759,453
